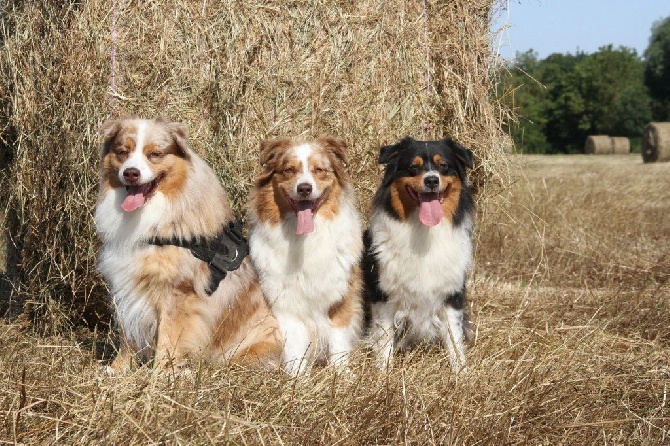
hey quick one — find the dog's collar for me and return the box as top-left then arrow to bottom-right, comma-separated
148,216 -> 249,295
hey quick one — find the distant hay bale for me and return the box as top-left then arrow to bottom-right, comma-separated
610,137 -> 630,154
641,122 -> 670,163
0,0 -> 507,332
585,135 -> 613,154
585,136 -> 630,155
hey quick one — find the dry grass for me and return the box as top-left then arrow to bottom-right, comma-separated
477,154 -> 669,289
0,0 -> 507,331
2,155 -> 669,444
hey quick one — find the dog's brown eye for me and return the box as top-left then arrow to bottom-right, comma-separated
439,162 -> 448,170
313,167 -> 325,174
115,147 -> 129,157
282,167 -> 296,175
150,151 -> 164,160
408,165 -> 421,175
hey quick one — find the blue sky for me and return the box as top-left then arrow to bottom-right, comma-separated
491,0 -> 670,60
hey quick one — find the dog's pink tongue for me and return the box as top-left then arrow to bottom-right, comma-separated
121,187 -> 147,212
418,193 -> 443,227
295,201 -> 315,235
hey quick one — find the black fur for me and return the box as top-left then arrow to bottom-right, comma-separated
362,229 -> 385,329
445,286 -> 466,310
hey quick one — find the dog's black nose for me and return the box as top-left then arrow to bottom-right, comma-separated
423,175 -> 439,190
123,167 -> 141,184
297,183 -> 312,198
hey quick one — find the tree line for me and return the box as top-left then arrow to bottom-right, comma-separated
499,16 -> 670,154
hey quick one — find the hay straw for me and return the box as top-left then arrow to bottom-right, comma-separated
0,0 -> 507,331
642,122 -> 670,163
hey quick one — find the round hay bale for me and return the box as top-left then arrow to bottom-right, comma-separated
611,137 -> 630,154
585,135 -> 612,154
642,122 -> 670,163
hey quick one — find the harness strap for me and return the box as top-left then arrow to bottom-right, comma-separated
148,217 -> 249,294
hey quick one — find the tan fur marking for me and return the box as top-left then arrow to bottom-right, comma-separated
317,136 -> 350,183
210,280 -> 282,364
250,182 -> 284,225
314,184 -> 341,220
212,282 -> 262,346
153,156 -> 189,200
154,287 -> 210,368
328,265 -> 363,328
441,176 -> 462,223
102,155 -> 125,189
389,177 -> 422,221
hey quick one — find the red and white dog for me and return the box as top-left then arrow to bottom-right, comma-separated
95,117 -> 281,372
248,136 -> 364,376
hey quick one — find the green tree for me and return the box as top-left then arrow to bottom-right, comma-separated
500,46 -> 651,153
644,16 -> 670,121
570,46 -> 651,150
541,52 -> 588,153
498,50 -> 550,153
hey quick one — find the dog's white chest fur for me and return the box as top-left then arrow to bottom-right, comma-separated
250,202 -> 362,323
370,212 -> 472,345
370,210 -> 473,320
250,198 -> 362,374
95,189 -> 169,246
95,190 -> 175,354
367,210 -> 473,370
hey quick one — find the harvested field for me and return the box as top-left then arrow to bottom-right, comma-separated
2,155 -> 669,444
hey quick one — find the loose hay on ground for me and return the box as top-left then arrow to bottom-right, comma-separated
2,155 -> 669,444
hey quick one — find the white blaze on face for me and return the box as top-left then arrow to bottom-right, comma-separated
292,143 -> 318,199
291,143 -> 320,235
117,120 -> 155,186
118,121 -> 158,213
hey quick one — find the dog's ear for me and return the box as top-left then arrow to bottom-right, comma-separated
317,135 -> 348,166
99,119 -> 122,158
259,137 -> 291,169
379,137 -> 410,165
164,120 -> 192,160
378,143 -> 399,165
318,135 -> 350,182
447,138 -> 473,170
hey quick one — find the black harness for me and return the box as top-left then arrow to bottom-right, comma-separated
149,217 -> 249,294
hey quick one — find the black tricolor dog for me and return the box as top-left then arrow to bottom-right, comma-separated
363,136 -> 474,371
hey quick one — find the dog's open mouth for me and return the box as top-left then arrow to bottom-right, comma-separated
289,196 -> 325,236
406,186 -> 444,227
121,177 -> 161,212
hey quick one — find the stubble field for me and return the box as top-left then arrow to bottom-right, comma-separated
1,154 -> 669,444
